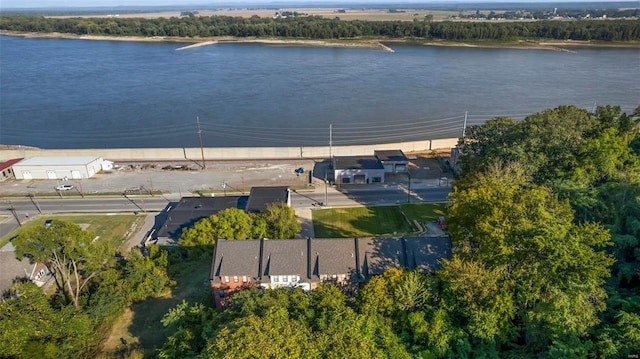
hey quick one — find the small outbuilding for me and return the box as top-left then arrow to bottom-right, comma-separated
0,158 -> 23,182
332,156 -> 385,184
375,150 -> 409,173
12,156 -> 106,180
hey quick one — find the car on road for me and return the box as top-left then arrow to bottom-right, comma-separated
56,184 -> 75,191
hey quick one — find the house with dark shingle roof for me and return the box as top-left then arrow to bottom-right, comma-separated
155,196 -> 247,244
246,186 -> 291,213
357,237 -> 406,281
210,236 -> 451,310
261,239 -> 309,290
154,186 -> 291,244
310,238 -> 358,284
211,239 -> 262,309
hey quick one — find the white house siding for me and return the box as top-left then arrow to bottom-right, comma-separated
260,275 -> 310,290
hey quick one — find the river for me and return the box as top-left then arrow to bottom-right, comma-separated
0,35 -> 638,149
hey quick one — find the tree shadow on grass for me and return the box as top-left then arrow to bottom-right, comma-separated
122,248 -> 215,358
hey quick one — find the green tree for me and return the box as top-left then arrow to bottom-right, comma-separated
207,307 -> 315,359
123,245 -> 173,302
159,300 -> 218,359
12,220 -> 114,309
0,282 -> 93,358
259,202 -> 301,239
179,208 -> 257,248
447,163 -> 614,352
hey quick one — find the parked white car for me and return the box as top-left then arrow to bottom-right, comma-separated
56,184 -> 75,191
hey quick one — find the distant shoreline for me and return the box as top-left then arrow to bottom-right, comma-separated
2,30 -> 638,51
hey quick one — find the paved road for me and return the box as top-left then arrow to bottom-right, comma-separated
1,183 -> 451,239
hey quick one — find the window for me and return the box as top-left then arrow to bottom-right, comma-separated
219,290 -> 225,298
274,276 -> 279,282
372,177 -> 382,183
280,275 -> 287,282
223,276 -> 230,283
291,275 -> 298,283
233,276 -> 239,283
341,274 -> 347,281
332,274 -> 337,280
322,274 -> 328,281
242,275 -> 248,283
342,177 -> 350,184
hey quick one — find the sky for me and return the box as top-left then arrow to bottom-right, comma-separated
0,0 -> 621,9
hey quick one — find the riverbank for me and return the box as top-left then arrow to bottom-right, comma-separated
2,31 -> 638,50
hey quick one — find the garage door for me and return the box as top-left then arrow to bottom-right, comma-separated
47,170 -> 57,179
354,175 -> 366,184
71,170 -> 81,179
22,171 -> 32,180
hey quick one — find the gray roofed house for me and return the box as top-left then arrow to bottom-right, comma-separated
154,186 -> 291,245
357,237 -> 405,280
211,239 -> 262,284
209,234 -> 452,310
246,186 -> 290,213
0,252 -> 33,295
404,236 -> 451,272
0,251 -> 52,295
261,239 -> 308,278
309,238 -> 358,282
156,196 -> 246,241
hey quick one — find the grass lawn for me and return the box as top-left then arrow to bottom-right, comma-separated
313,206 -> 414,238
102,253 -> 214,358
313,203 -> 448,238
400,203 -> 447,224
0,214 -> 141,249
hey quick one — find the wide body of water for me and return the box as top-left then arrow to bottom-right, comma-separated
0,35 -> 638,149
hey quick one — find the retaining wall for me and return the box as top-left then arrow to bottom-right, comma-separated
1,138 -> 459,162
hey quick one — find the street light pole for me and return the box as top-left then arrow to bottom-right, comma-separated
407,172 -> 411,204
324,180 -> 328,206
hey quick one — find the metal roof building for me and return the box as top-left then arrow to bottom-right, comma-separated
12,156 -> 105,180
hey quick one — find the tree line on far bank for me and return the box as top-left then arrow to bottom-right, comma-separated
1,15 -> 639,41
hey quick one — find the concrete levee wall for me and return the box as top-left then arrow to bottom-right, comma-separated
1,138 -> 459,162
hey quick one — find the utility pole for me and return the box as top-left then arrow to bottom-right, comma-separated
197,116 -> 206,169
8,201 -> 21,227
462,111 -> 468,138
324,173 -> 328,206
30,193 -> 43,214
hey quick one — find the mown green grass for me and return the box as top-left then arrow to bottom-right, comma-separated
313,206 -> 413,238
400,203 -> 447,223
313,203 -> 448,238
0,214 -> 140,248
